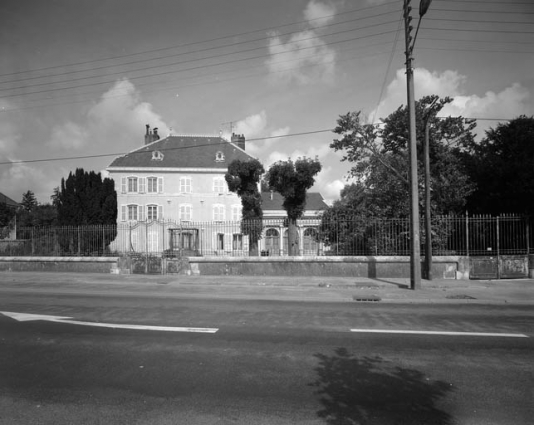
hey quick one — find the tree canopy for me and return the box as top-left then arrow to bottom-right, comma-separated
463,115 -> 534,216
225,158 -> 265,255
329,95 -> 476,218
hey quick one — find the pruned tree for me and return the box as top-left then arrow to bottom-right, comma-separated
266,157 -> 322,256
225,158 -> 265,256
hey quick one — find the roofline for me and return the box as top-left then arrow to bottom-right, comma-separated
106,167 -> 232,173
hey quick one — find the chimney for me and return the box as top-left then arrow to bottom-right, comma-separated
231,133 -> 245,150
153,128 -> 160,141
145,124 -> 152,145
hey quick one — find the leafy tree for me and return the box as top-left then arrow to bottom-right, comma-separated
266,157 -> 322,256
56,168 -> 117,254
330,95 -> 476,217
463,116 -> 534,216
225,158 -> 265,256
17,204 -> 58,227
21,190 -> 38,212
323,96 -> 477,255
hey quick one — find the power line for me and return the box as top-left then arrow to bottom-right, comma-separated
0,118 -> 518,167
0,1 -> 400,80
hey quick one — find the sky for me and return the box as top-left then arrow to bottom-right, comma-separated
1,0 -> 533,205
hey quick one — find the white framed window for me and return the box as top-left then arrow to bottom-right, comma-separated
213,177 -> 226,193
213,204 -> 225,221
180,176 -> 192,193
121,176 -> 139,194
148,231 -> 159,252
179,204 -> 192,221
121,204 -> 143,221
147,176 -> 163,193
232,234 -> 243,250
128,177 -> 138,193
147,204 -> 162,221
231,205 -> 241,221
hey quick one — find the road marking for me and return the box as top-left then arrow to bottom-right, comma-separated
350,329 -> 528,338
0,311 -> 218,333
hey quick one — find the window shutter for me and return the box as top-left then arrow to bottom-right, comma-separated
139,178 -> 146,194
121,178 -> 126,194
158,205 -> 163,220
158,177 -> 163,193
121,205 -> 126,221
138,205 -> 145,221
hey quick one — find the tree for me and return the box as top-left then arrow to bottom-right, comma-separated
56,168 -> 117,254
266,157 -> 322,256
330,95 -> 476,217
225,158 -> 265,256
463,116 -> 534,216
0,203 -> 17,239
17,204 -> 58,227
20,190 -> 38,212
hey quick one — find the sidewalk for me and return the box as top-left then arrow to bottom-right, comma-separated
1,271 -> 533,305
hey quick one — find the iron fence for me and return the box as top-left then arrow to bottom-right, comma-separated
0,215 -> 532,257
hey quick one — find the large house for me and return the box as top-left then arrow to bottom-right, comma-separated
106,126 -> 328,256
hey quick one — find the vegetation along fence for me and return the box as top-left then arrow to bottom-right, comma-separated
0,215 -> 532,258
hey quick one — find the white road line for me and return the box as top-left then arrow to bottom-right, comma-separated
350,329 -> 528,338
1,311 -> 218,333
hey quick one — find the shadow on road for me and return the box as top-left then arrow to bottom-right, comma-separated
310,347 -> 454,425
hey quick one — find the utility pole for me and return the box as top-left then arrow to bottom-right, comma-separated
404,0 -> 421,289
424,116 -> 432,280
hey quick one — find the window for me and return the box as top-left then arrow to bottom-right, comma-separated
265,228 -> 280,255
213,204 -> 225,221
180,177 -> 192,193
217,233 -> 225,250
128,177 -> 138,193
148,232 -> 158,252
233,234 -> 243,250
231,205 -> 241,221
146,176 -> 163,194
213,177 -> 226,193
180,204 -> 192,221
147,204 -> 162,221
128,205 -> 138,221
215,151 -> 225,162
152,151 -> 164,161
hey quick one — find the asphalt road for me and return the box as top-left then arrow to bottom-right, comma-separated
0,285 -> 533,425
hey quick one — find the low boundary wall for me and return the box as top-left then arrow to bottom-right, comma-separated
188,256 -> 469,280
0,257 -> 120,274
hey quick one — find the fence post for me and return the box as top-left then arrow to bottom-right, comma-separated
31,227 -> 35,256
466,213 -> 469,257
526,216 -> 530,255
77,226 -> 81,255
102,225 -> 105,255
496,215 -> 500,279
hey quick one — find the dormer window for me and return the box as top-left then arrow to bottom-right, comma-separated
152,151 -> 164,161
215,151 -> 225,162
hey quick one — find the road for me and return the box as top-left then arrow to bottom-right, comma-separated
0,282 -> 533,424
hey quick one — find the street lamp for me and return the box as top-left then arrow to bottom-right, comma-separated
403,0 -> 432,290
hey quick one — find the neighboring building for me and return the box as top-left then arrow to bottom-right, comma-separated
0,192 -> 19,240
106,125 -> 328,256
261,191 -> 328,256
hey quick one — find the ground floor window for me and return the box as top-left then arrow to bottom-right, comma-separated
233,234 -> 243,250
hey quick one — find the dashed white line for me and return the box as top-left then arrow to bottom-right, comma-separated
350,329 -> 528,338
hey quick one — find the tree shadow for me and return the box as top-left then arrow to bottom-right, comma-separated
310,347 -> 454,425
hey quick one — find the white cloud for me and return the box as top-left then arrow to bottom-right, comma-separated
266,1 -> 337,85
370,68 -> 532,127
87,79 -> 169,145
48,122 -> 88,150
304,0 -> 336,28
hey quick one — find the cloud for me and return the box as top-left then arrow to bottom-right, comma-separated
47,122 -> 88,150
266,1 -> 337,85
304,0 -> 336,28
87,79 -> 170,145
370,68 -> 532,127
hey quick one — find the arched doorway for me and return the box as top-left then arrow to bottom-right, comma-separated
303,228 -> 318,255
